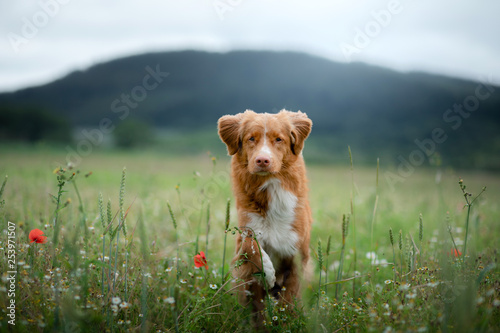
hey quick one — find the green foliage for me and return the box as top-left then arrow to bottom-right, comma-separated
0,106 -> 71,143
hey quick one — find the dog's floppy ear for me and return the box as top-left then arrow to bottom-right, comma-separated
288,111 -> 312,155
218,114 -> 243,155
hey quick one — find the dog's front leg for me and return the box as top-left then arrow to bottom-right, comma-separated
233,229 -> 276,289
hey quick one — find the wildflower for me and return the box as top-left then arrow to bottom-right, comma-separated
120,302 -> 130,309
164,297 -> 175,304
272,316 -> 278,321
366,251 -> 377,263
111,297 -> 121,305
450,248 -> 462,257
29,229 -> 47,244
281,286 -> 286,291
405,292 -> 417,299
493,299 -> 500,307
385,280 -> 392,285
399,283 -> 410,291
209,284 -> 218,290
194,251 -> 208,270
180,279 -> 187,284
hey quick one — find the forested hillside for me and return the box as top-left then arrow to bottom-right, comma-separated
1,51 -> 499,168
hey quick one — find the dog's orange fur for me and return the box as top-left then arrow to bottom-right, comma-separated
218,109 -> 313,323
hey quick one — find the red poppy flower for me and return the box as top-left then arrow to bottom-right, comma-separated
194,251 -> 208,270
29,229 -> 47,244
451,248 -> 462,257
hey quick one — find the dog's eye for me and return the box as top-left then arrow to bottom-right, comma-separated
275,137 -> 282,142
249,137 -> 255,142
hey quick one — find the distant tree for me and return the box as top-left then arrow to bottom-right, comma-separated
113,119 -> 154,148
0,106 -> 71,143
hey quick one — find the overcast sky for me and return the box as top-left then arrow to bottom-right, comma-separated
1,0 -> 499,92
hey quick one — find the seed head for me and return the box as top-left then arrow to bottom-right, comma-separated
98,193 -> 106,231
317,239 -> 323,271
342,214 -> 350,240
107,199 -> 113,228
119,167 -> 127,236
167,201 -> 177,230
225,198 -> 231,231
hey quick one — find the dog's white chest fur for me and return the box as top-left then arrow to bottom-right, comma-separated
247,178 -> 299,260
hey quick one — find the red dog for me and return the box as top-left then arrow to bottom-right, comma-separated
218,109 -> 313,319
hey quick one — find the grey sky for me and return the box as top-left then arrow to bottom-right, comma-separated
1,0 -> 499,92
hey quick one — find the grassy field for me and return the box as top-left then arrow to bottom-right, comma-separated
0,146 -> 499,332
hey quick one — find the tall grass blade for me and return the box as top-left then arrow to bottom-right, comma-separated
348,146 -> 357,297
221,199 -> 230,286
98,193 -> 106,296
317,239 -> 323,310
325,235 -> 331,294
205,202 -> 211,253
167,201 -> 180,283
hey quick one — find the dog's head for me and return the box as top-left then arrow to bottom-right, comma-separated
218,110 -> 312,175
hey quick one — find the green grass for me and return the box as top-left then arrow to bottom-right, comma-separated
0,147 -> 499,332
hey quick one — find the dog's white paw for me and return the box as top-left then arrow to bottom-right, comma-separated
265,269 -> 276,288
261,250 -> 276,288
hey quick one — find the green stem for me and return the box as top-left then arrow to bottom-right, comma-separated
112,231 -> 120,292
325,255 -> 329,295
221,199 -> 230,286
222,231 -> 228,286
125,243 -> 129,301
392,246 -> 396,284
101,235 -> 106,296
462,204 -> 471,260
335,245 -> 345,300
348,146 -> 357,298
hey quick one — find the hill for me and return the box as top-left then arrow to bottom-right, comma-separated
1,50 -> 499,168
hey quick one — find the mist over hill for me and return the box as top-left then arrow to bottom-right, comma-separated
1,50 -> 499,168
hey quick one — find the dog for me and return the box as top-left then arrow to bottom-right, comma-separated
217,109 -> 313,322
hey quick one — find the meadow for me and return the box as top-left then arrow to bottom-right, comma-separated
0,146 -> 499,332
